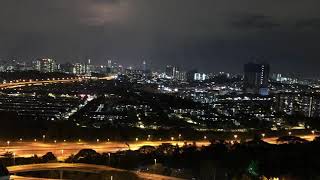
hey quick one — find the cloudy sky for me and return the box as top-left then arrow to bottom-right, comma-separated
0,0 -> 320,74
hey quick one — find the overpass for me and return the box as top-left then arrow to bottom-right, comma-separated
7,163 -> 185,180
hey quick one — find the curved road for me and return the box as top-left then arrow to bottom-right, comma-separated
7,163 -> 185,180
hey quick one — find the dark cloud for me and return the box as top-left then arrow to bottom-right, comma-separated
0,0 -> 320,74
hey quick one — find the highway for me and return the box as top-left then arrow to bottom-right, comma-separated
1,134 -> 317,160
1,140 -> 211,160
7,163 -> 185,180
0,76 -> 115,90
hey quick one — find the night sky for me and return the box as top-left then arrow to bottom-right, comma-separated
0,0 -> 320,74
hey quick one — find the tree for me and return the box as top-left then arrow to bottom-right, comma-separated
42,152 -> 57,162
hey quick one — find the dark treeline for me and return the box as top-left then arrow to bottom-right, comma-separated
2,136 -> 320,179
64,137 -> 320,179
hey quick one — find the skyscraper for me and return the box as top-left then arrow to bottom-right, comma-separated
165,65 -> 174,78
142,60 -> 147,72
243,62 -> 270,95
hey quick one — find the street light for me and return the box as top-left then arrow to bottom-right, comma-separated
13,152 -> 16,165
108,153 -> 111,165
54,140 -> 57,143
171,137 -> 174,141
154,158 -> 157,165
42,135 -> 46,142
312,130 -> 315,135
96,139 -> 100,143
204,136 -> 207,140
7,141 -> 10,147
34,139 -> 37,142
234,135 -> 238,139
288,132 -> 292,136
135,138 -> 139,142
178,134 -> 181,140
61,149 -> 64,156
261,133 -> 265,138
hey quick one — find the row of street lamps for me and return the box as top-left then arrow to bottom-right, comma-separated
4,130 -> 317,147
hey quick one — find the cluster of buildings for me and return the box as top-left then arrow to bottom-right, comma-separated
0,58 -> 129,76
2,57 -> 320,130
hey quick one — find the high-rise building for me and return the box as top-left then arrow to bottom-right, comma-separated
194,73 -> 207,81
243,62 -> 270,95
142,60 -> 147,72
60,62 -> 74,74
186,69 -> 198,82
165,65 -> 174,78
72,63 -> 86,75
107,60 -> 112,68
33,58 -> 57,73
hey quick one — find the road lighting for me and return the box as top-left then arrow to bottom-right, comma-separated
42,135 -> 46,142
178,134 -> 181,140
97,139 -> 100,143
19,138 -> 22,142
204,136 -> 207,140
13,152 -> 16,165
288,132 -> 292,136
171,137 -> 174,141
135,138 -> 139,142
54,140 -> 57,143
61,149 -> 64,156
312,130 -> 315,135
108,153 -> 111,165
7,141 -> 10,147
78,139 -> 81,143
261,133 -> 265,138
154,158 -> 157,165
34,139 -> 37,142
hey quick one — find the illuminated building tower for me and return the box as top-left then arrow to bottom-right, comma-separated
33,58 -> 57,73
72,63 -> 86,75
107,60 -> 112,68
142,60 -> 147,72
243,62 -> 270,95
